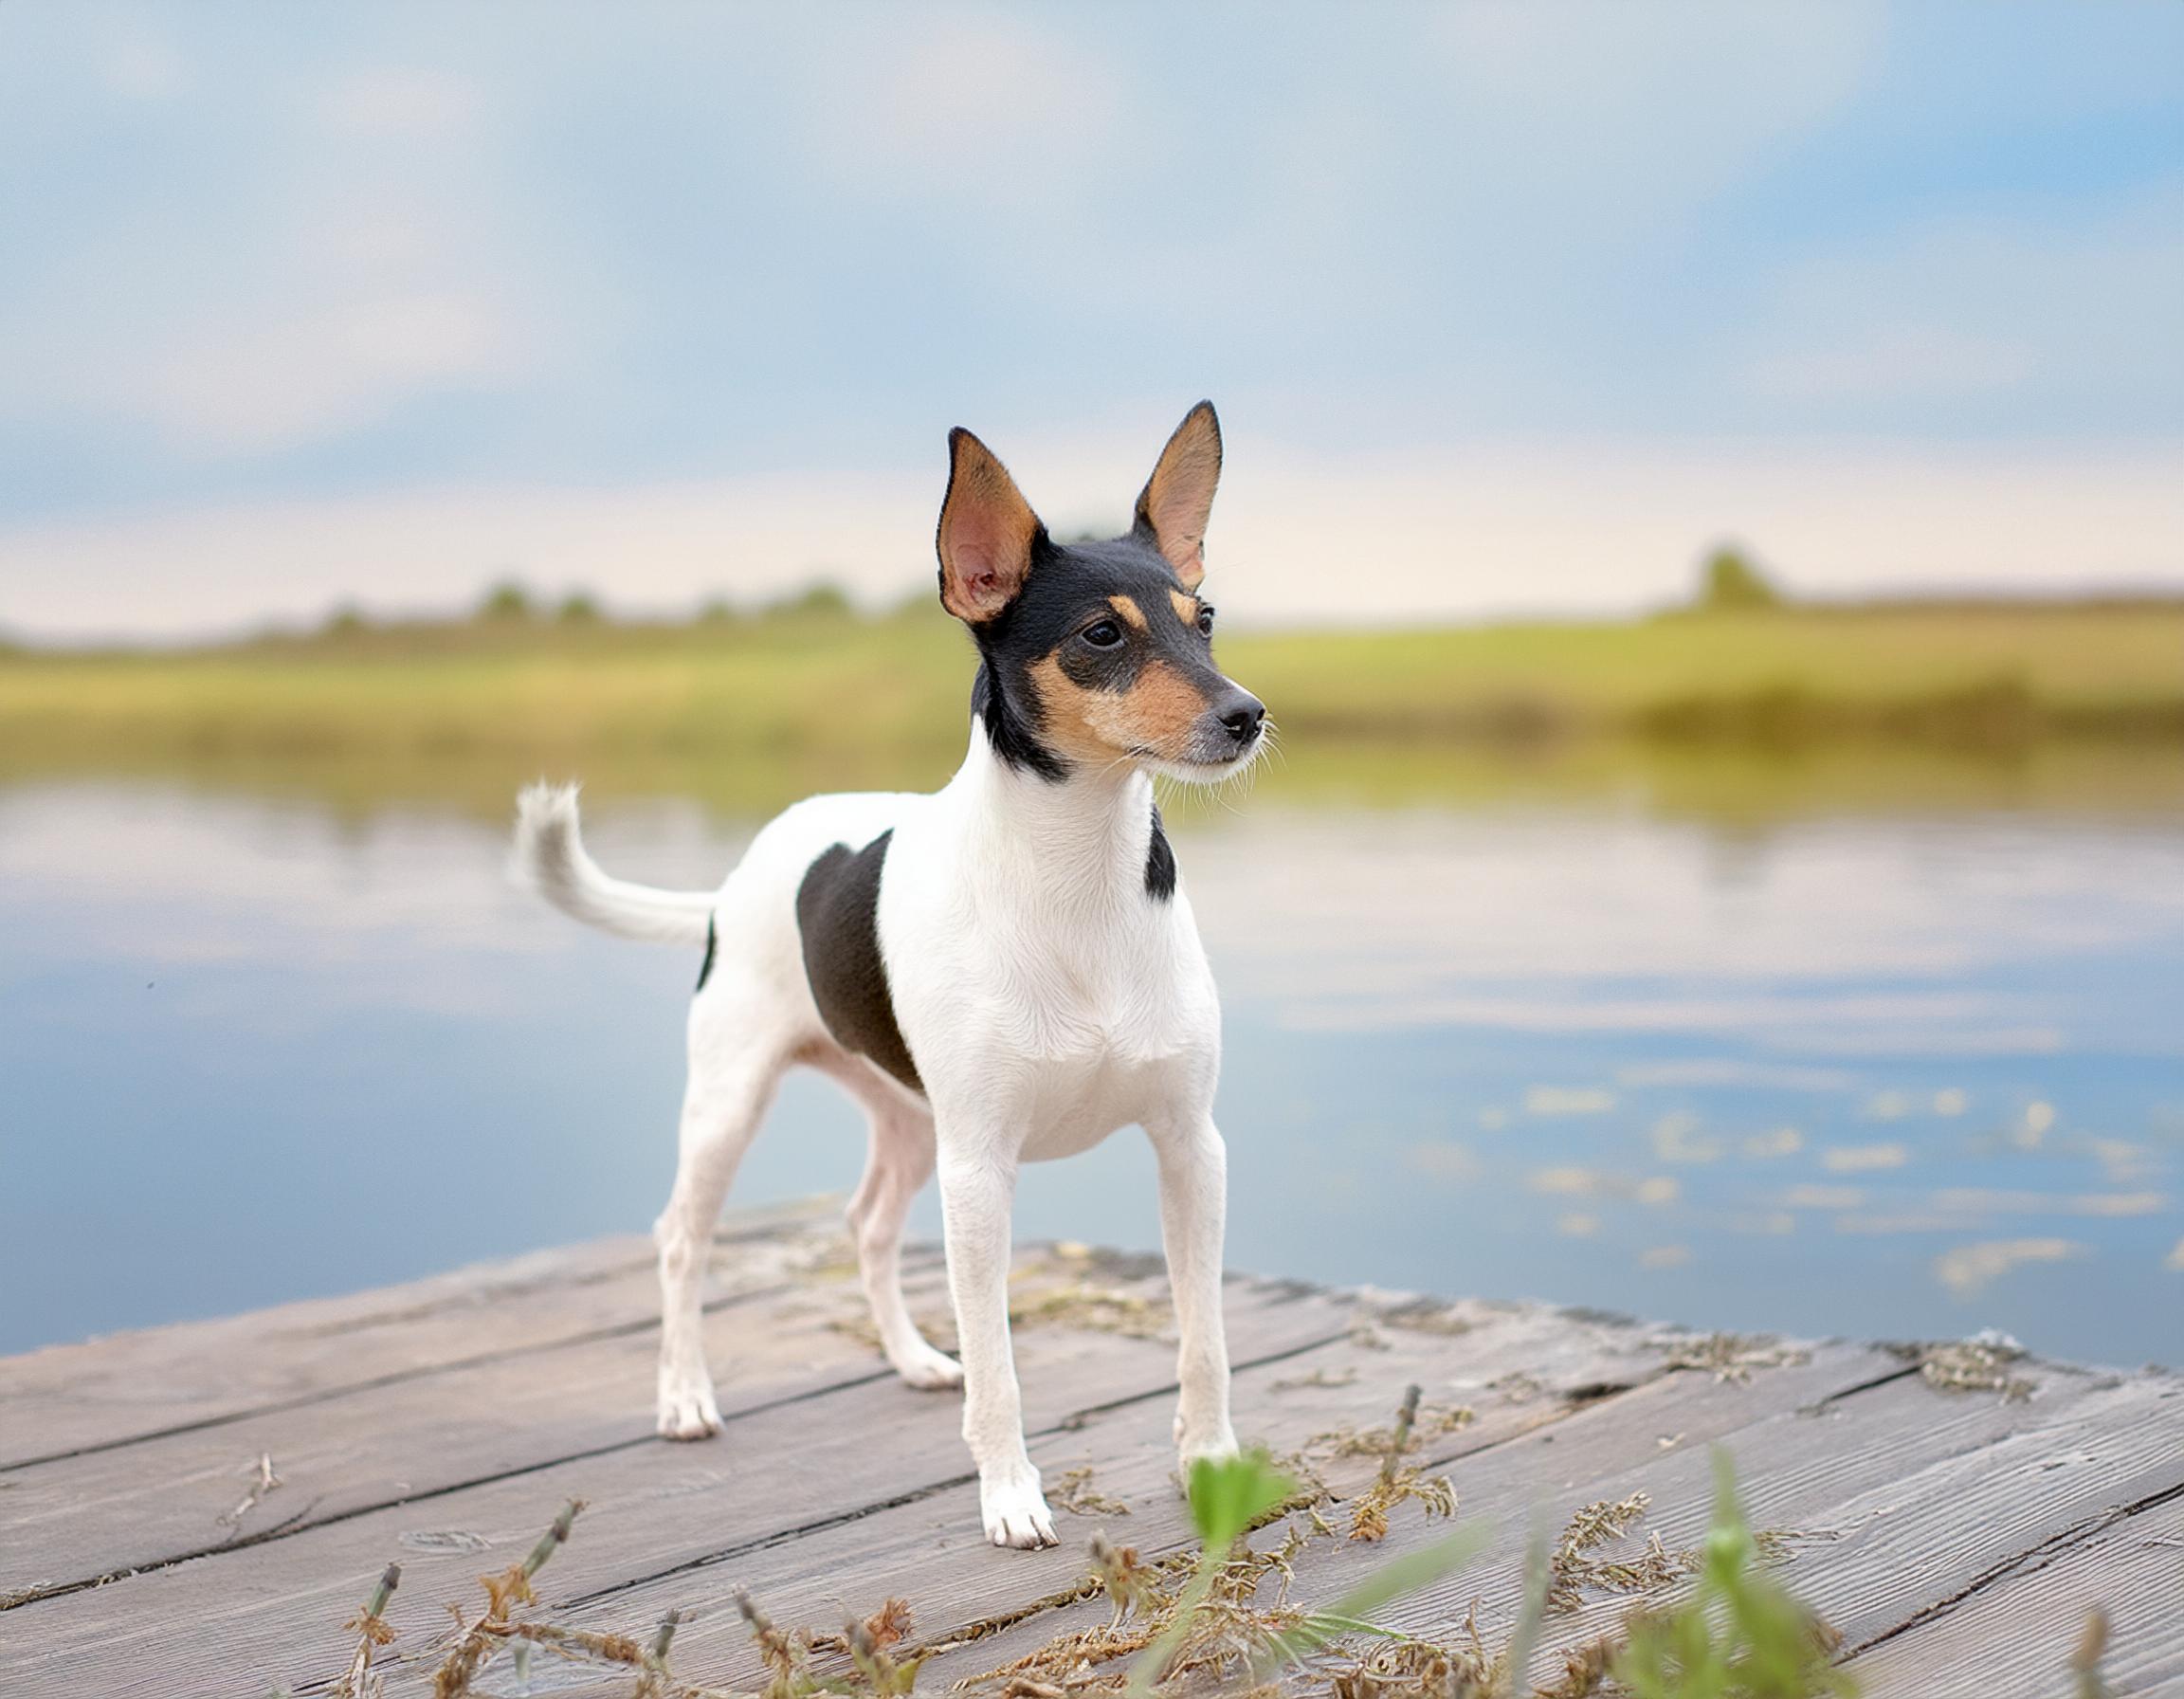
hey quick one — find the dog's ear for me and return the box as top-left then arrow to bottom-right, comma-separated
1133,400 -> 1222,590
937,428 -> 1043,623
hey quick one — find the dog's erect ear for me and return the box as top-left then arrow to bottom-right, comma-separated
937,428 -> 1043,623
1133,400 -> 1222,590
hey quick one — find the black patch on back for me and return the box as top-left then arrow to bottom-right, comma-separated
694,913 -> 718,992
1145,802 -> 1176,901
795,831 -> 922,1093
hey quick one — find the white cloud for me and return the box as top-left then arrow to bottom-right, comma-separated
1524,1087 -> 1616,1117
1823,1142 -> 1910,1174
320,67 -> 482,138
101,32 -> 188,101
1934,1236 -> 2084,1298
1738,198 -> 2184,410
792,9 -> 1127,227
1744,1128 -> 1806,1160
133,292 -> 532,455
1616,1061 -> 1852,1093
1749,328 -> 2032,405
1421,2 -> 1883,240
0,46 -> 544,464
1784,1185 -> 1865,1211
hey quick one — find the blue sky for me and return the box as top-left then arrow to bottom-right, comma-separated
2,3 -> 2179,638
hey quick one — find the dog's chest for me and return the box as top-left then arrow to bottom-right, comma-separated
890,881 -> 1215,1105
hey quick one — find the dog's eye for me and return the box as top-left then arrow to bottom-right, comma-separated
1081,619 -> 1124,649
1196,605 -> 1216,637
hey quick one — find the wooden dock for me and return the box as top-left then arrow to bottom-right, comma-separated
4,1199 -> 2179,1697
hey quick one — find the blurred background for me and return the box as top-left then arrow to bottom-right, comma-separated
2,4 -> 2179,1367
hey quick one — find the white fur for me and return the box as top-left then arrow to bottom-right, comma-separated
513,731 -> 1239,1550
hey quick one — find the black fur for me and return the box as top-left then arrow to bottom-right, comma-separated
971,660 -> 1067,782
966,531 -> 1228,780
694,913 -> 717,992
1144,803 -> 1176,901
795,831 -> 922,1093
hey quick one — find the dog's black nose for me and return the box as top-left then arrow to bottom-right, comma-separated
1216,691 -> 1265,745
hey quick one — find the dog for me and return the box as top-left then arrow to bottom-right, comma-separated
513,402 -> 1264,1548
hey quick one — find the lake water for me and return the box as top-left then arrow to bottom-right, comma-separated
4,777 -> 2181,1367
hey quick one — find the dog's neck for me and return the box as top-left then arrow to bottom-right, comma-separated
951,721 -> 1156,901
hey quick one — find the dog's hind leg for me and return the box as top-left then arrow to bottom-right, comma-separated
653,988 -> 787,1440
849,1107 -> 964,1390
818,1057 -> 963,1390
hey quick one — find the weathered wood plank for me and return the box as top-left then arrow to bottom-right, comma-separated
1138,1355 -> 2175,1689
1082,1352 -> 2183,1697
928,1342 -> 1896,1695
1732,1372 -> 2184,1658
494,1291 -> 1692,1695
0,1198 -> 842,1469
0,1253 -> 941,1605
9,1217 -> 2178,1699
1845,1490 -> 2184,1697
0,1273 -> 1352,1697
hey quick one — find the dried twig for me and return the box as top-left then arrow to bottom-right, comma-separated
333,1563 -> 400,1699
432,1497 -> 585,1698
1053,1467 -> 1132,1517
1344,1386 -> 1458,1542
218,1452 -> 282,1529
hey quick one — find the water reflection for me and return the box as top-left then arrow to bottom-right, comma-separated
2,779 -> 2179,1366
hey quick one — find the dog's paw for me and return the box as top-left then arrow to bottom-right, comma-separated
656,1379 -> 722,1441
892,1343 -> 966,1392
1174,1424 -> 1241,1492
979,1471 -> 1059,1550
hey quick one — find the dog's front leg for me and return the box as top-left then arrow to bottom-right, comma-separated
937,1143 -> 1056,1549
1150,1114 -> 1239,1477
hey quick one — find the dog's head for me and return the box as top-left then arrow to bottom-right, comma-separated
935,402 -> 1265,784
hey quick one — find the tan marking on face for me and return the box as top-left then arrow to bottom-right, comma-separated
1107,594 -> 1148,630
1026,656 -> 1119,766
1169,590 -> 1201,628
1028,654 -> 1212,766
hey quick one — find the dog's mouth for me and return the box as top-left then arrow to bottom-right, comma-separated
1140,739 -> 1267,786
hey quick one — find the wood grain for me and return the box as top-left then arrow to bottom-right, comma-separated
7,1211 -> 2179,1699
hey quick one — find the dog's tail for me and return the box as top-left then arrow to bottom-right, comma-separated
512,782 -> 716,945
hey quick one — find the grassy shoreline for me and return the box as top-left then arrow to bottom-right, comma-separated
2,601 -> 2177,820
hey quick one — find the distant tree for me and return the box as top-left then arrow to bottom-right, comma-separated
556,590 -> 604,624
322,602 -> 370,637
764,581 -> 855,619
883,583 -> 942,621
1696,544 -> 1785,612
694,594 -> 741,624
476,580 -> 537,622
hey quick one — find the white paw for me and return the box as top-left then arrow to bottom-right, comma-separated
980,1472 -> 1059,1549
657,1377 -> 722,1440
892,1343 -> 966,1392
1175,1426 -> 1240,1491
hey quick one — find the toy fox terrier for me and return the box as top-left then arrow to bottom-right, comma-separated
515,403 -> 1264,1547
